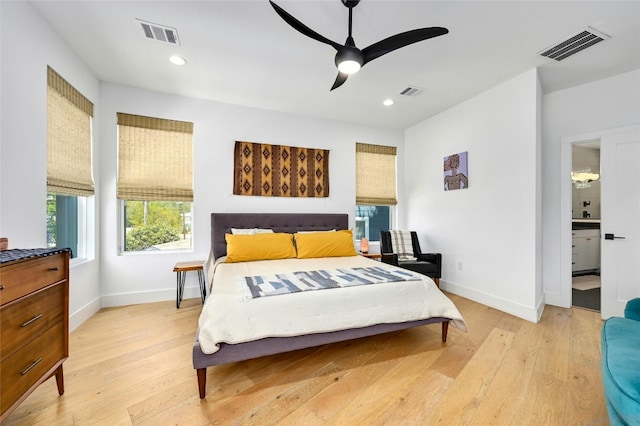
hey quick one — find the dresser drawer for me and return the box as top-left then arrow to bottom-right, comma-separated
0,254 -> 66,305
0,322 -> 66,415
0,282 -> 66,362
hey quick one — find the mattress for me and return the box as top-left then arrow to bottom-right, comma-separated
197,255 -> 466,354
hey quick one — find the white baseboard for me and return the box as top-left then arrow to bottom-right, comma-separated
100,285 -> 204,308
69,286 -> 204,331
69,297 -> 101,332
441,280 -> 542,323
534,293 -> 546,322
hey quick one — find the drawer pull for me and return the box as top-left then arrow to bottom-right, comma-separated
20,358 -> 43,376
0,285 -> 4,290
49,267 -> 59,271
21,313 -> 44,327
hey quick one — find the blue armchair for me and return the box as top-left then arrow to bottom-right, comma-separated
601,298 -> 640,425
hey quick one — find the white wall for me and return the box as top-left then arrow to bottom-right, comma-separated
404,69 -> 543,322
542,69 -> 640,307
0,2 -> 102,330
98,83 -> 404,306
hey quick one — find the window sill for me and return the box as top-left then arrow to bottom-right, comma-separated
118,248 -> 194,256
70,256 -> 94,268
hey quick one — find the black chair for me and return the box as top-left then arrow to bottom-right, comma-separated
380,231 -> 442,287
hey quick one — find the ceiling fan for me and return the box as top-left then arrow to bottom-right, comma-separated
269,0 -> 449,91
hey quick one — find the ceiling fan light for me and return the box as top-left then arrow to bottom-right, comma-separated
337,60 -> 361,74
335,47 -> 363,75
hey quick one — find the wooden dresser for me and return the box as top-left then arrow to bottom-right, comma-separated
0,248 -> 70,422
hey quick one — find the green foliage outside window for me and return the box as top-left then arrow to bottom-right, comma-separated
124,201 -> 192,251
47,194 -> 57,246
125,223 -> 180,251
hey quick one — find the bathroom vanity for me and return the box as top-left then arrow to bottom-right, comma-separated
572,219 -> 601,273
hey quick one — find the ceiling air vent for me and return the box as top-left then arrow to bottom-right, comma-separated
539,27 -> 609,61
399,86 -> 426,97
136,19 -> 180,45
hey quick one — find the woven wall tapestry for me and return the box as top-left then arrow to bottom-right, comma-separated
233,141 -> 330,197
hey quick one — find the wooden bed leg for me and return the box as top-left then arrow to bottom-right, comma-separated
197,368 -> 207,399
441,321 -> 449,343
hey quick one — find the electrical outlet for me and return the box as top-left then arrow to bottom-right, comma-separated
457,261 -> 463,271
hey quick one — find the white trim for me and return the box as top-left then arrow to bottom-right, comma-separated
100,286 -> 204,308
69,296 -> 100,332
442,279 -> 543,323
552,124 -> 640,309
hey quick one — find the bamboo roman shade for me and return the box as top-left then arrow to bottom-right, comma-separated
47,66 -> 94,196
117,113 -> 194,202
356,143 -> 397,205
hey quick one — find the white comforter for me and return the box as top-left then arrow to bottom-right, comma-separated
197,255 -> 466,354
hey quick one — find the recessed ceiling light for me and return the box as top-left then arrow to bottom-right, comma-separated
169,55 -> 187,66
383,99 -> 394,106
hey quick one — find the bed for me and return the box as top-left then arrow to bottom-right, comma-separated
193,213 -> 466,398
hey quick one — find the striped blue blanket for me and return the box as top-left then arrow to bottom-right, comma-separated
244,266 -> 421,299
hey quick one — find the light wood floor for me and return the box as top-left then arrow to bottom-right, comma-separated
4,294 -> 609,425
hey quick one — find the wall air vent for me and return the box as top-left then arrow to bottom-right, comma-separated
136,19 -> 180,45
539,27 -> 609,61
399,86 -> 426,97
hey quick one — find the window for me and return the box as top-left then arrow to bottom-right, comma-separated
355,143 -> 397,242
355,205 -> 392,242
117,113 -> 194,253
46,67 -> 94,259
123,201 -> 192,251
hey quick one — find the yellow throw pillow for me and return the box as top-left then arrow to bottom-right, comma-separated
225,232 -> 296,263
294,229 -> 357,259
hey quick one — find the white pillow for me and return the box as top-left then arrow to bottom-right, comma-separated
230,228 -> 274,235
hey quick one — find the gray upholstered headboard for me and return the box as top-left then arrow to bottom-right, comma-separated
210,213 -> 349,259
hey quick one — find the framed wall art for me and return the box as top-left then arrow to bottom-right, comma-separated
444,151 -> 468,191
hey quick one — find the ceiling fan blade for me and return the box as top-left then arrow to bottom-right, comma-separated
330,72 -> 349,91
269,1 -> 342,51
362,27 -> 448,65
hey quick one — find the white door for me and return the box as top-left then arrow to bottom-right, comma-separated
600,128 -> 640,319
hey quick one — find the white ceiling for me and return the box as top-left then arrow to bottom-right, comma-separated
30,0 -> 640,129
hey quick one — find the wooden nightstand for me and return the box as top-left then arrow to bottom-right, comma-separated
173,261 -> 206,308
359,253 -> 382,261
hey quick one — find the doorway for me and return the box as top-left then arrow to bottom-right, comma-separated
562,125 -> 640,319
571,141 -> 601,311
